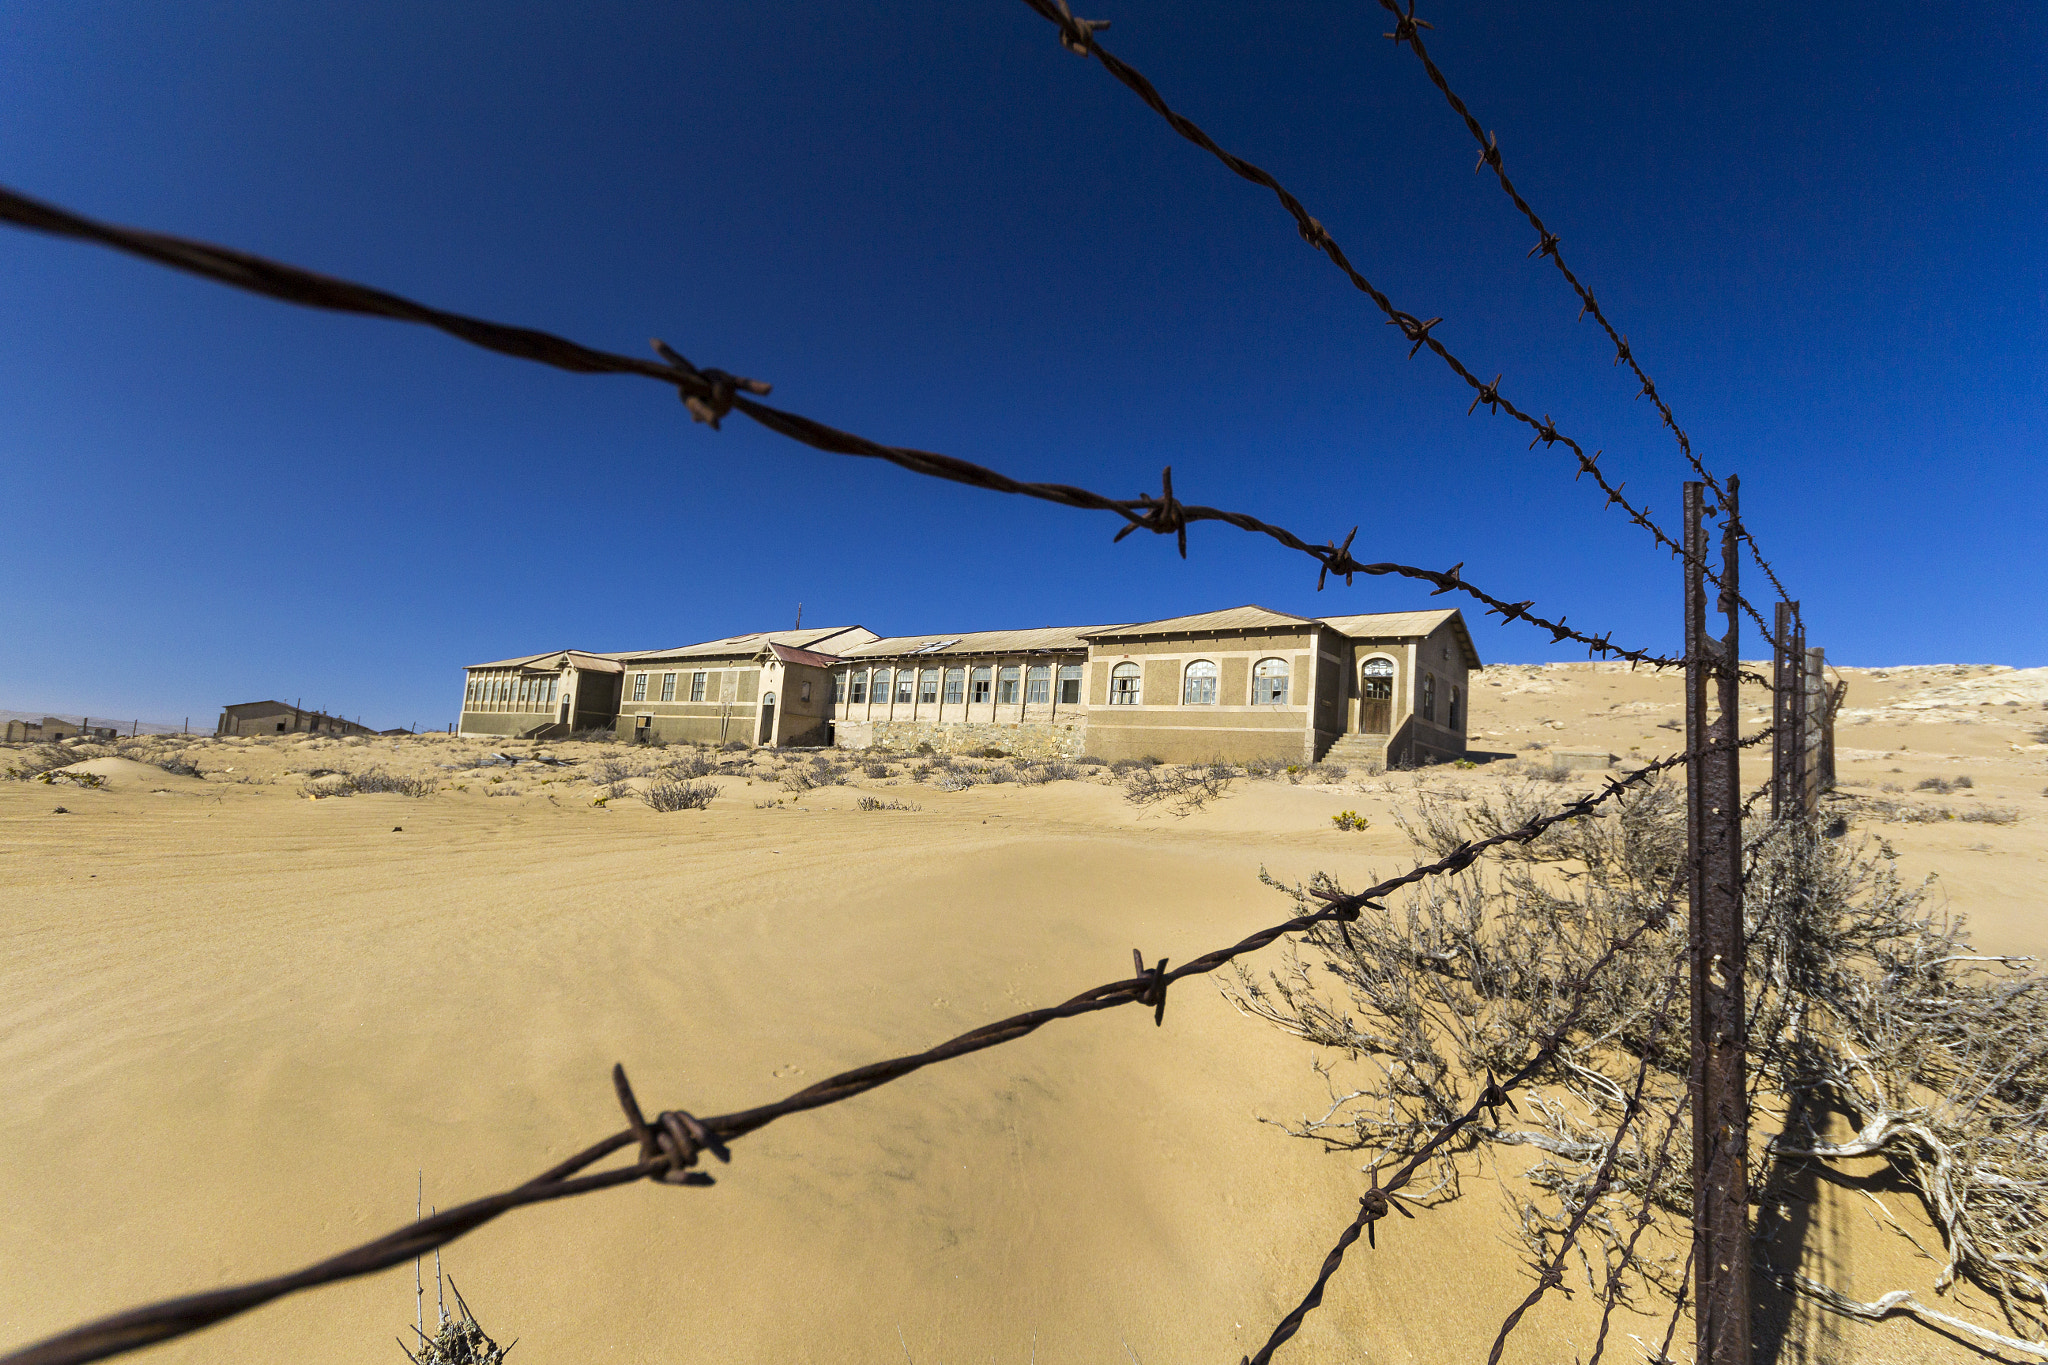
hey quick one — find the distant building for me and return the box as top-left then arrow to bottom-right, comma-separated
459,606 -> 1478,766
215,701 -> 377,738
3,716 -> 120,743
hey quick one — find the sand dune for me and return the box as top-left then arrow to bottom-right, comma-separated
3,665 -> 2043,1364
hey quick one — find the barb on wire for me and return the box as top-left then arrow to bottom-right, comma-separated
1013,0 -> 1781,638
0,183 -> 1677,669
0,745 -> 1693,1365
1366,0 -> 1796,611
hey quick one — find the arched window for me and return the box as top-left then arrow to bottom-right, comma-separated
969,667 -> 992,703
918,669 -> 939,704
1252,657 -> 1289,705
1110,662 -> 1140,705
1422,673 -> 1437,723
1449,685 -> 1462,731
1025,664 -> 1051,704
943,668 -> 965,704
1183,660 -> 1218,705
870,668 -> 890,704
1361,657 -> 1394,699
997,666 -> 1021,704
896,670 -> 915,704
833,672 -> 848,703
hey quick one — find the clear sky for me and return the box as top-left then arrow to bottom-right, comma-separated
1,1 -> 2041,731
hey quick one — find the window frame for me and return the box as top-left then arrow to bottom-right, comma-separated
1252,657 -> 1290,706
1422,672 -> 1437,723
832,672 -> 846,703
895,670 -> 914,705
919,669 -> 939,705
996,665 -> 1021,704
1361,656 -> 1395,701
848,670 -> 867,704
969,667 -> 992,704
872,668 -> 892,704
1024,664 -> 1051,705
1057,663 -> 1082,705
1182,660 -> 1219,706
660,672 -> 677,702
1109,662 -> 1140,706
943,668 -> 965,704
632,672 -> 648,702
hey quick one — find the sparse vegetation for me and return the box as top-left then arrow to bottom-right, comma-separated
644,779 -> 719,812
856,796 -> 919,812
303,768 -> 438,798
1330,810 -> 1369,831
1123,762 -> 1234,815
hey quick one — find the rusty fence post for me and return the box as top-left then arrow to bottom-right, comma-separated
1685,480 -> 1752,1364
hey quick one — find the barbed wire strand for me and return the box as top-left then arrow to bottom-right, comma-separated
1017,0 -> 1780,645
1370,0 -> 1797,614
0,181 -> 1681,670
1,748 -> 1696,1365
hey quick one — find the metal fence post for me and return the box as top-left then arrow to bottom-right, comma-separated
1686,480 -> 1751,1364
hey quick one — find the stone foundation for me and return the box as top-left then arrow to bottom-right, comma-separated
835,718 -> 1087,759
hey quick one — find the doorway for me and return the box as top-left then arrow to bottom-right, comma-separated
758,691 -> 777,747
1360,658 -> 1394,733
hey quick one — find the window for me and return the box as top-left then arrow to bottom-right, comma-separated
632,673 -> 648,702
1025,664 -> 1050,704
970,667 -> 992,703
518,679 -> 530,707
682,671 -> 701,702
832,672 -> 847,703
872,668 -> 892,704
849,670 -> 867,704
1422,673 -> 1437,723
944,668 -> 965,704
1183,660 -> 1218,705
1449,685 -> 1461,731
919,669 -> 939,704
800,681 -> 812,703
660,672 -> 676,702
465,681 -> 475,704
895,670 -> 914,704
1057,663 -> 1082,705
1362,657 -> 1394,700
996,666 -> 1021,704
1110,662 -> 1140,705
1252,657 -> 1289,705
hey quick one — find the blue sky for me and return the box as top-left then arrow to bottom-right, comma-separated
1,1 -> 2041,731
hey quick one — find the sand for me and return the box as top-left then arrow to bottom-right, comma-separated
3,665 -> 2043,1365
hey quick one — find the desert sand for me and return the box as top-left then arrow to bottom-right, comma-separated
3,662 -> 2045,1365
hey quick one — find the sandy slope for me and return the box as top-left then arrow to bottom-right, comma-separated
2,668 -> 2043,1365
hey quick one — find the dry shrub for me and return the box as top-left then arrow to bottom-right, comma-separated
857,796 -> 919,812
862,760 -> 890,779
644,779 -> 719,811
1124,762 -> 1233,815
303,769 -> 437,798
1226,777 -> 2048,1355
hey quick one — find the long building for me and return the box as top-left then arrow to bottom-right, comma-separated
457,605 -> 1479,766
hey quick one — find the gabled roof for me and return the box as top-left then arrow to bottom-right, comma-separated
767,642 -> 845,668
465,648 -> 629,673
624,625 -> 875,663
1318,609 -> 1480,669
1081,605 -> 1314,639
838,624 -> 1120,659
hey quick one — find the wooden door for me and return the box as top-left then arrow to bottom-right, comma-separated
1360,659 -> 1395,733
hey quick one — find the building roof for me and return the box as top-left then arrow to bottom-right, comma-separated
1081,605 -> 1314,639
1317,609 -> 1480,668
766,641 -> 846,669
465,648 -> 630,673
838,624 -> 1123,659
623,625 -> 875,663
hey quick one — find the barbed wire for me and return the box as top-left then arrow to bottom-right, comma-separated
1018,0 -> 1781,646
1,746 -> 1695,1365
1369,0 -> 1798,615
2,181 -> 1683,670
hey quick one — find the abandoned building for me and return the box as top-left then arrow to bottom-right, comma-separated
214,701 -> 378,738
459,606 -> 1477,766
2,716 -> 120,743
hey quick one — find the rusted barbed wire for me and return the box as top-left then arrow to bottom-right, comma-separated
2,181 -> 1690,670
1,746 -> 1699,1365
1018,0 -> 1783,644
1369,0 -> 1797,615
